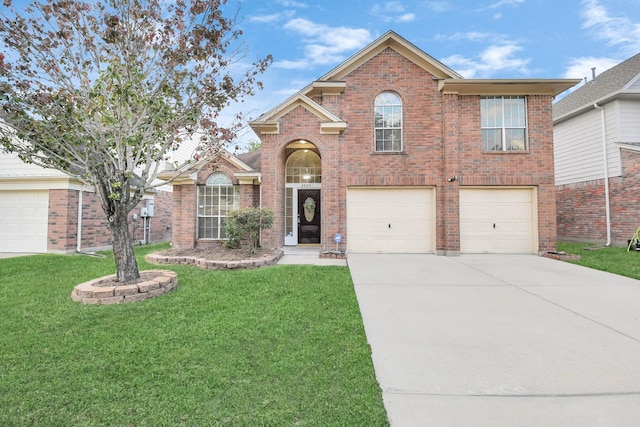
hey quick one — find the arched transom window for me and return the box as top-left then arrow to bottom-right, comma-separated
374,91 -> 403,152
197,172 -> 239,239
286,150 -> 321,184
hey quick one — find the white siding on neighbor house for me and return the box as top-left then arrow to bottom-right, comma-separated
628,75 -> 640,90
0,151 -> 67,178
618,99 -> 640,143
554,105 -> 622,185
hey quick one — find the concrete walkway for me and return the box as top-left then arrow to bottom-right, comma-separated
348,254 -> 640,427
277,246 -> 347,266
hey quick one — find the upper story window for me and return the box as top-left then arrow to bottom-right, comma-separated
197,172 -> 239,239
481,96 -> 527,151
374,92 -> 403,152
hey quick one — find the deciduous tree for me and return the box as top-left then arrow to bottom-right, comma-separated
0,0 -> 271,282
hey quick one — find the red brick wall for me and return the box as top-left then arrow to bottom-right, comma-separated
557,149 -> 640,246
170,156 -> 260,249
257,48 -> 557,253
48,188 -> 173,252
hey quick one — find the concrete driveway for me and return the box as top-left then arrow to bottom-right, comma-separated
348,254 -> 640,427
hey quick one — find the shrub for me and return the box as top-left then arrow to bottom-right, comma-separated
225,207 -> 274,252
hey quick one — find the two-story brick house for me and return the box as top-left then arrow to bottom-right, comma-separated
168,31 -> 578,255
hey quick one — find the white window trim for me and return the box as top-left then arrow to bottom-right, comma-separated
481,95 -> 528,152
374,92 -> 403,152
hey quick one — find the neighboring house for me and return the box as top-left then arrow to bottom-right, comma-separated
0,150 -> 172,254
167,31 -> 578,255
553,53 -> 640,246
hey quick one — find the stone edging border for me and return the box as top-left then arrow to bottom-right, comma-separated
543,251 -> 581,261
71,270 -> 178,305
145,249 -> 284,270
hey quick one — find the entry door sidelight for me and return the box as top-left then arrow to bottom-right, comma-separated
298,189 -> 321,244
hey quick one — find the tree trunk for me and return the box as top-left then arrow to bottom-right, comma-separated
110,210 -> 140,283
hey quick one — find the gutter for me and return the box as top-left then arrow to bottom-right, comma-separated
76,189 -> 83,252
594,102 -> 611,246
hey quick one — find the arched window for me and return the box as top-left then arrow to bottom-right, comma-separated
286,150 -> 321,184
374,92 -> 403,152
197,172 -> 239,239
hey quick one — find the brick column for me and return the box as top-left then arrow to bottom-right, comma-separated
442,93 -> 460,255
171,183 -> 196,248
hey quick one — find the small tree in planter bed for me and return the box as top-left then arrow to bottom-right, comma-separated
225,208 -> 274,253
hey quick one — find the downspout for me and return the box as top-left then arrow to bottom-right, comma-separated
76,189 -> 83,252
594,102 -> 611,246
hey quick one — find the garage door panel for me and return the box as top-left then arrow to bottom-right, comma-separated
460,188 -> 537,254
0,190 -> 49,253
347,188 -> 434,254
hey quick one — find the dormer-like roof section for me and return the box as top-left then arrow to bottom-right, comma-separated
250,94 -> 348,136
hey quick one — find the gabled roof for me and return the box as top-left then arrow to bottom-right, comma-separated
250,31 -> 463,136
250,30 -> 579,135
250,94 -> 347,135
553,53 -> 640,121
157,149 -> 258,184
311,30 -> 464,83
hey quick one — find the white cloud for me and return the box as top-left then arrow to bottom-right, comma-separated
581,0 -> 640,54
426,1 -> 451,13
249,11 -> 296,24
274,19 -> 373,69
275,0 -> 308,7
562,56 -> 620,80
397,13 -> 416,23
370,1 -> 416,23
486,0 -> 525,9
443,31 -> 494,42
442,43 -> 531,78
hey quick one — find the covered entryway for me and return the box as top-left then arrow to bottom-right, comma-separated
284,143 -> 321,246
0,190 -> 49,253
347,187 -> 435,253
459,187 -> 538,254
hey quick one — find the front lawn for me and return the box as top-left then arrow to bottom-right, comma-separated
0,244 -> 388,426
558,242 -> 640,280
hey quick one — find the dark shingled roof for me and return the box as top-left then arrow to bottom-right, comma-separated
236,149 -> 261,172
553,53 -> 640,120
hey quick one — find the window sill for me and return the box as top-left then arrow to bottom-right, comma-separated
371,151 -> 406,155
482,150 -> 530,154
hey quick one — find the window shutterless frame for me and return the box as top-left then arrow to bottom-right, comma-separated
374,91 -> 403,152
197,172 -> 239,239
481,96 -> 528,151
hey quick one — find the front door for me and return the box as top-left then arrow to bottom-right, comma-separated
298,189 -> 321,244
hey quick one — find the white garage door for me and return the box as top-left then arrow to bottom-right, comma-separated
459,188 -> 537,254
0,190 -> 49,253
347,187 -> 434,253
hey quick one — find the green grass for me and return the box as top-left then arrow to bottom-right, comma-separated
0,244 -> 388,426
558,242 -> 640,280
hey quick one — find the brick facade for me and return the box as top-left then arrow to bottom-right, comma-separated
557,149 -> 640,245
170,32 -> 569,254
47,188 -> 173,252
170,156 -> 260,249
257,48 -> 558,253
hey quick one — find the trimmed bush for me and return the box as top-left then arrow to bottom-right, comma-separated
225,207 -> 274,252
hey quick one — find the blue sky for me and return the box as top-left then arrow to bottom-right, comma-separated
223,0 -> 640,145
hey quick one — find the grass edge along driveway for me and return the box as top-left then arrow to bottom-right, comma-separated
0,244 -> 388,426
558,241 -> 640,281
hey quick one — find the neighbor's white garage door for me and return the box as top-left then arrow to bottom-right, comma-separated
459,188 -> 537,254
0,190 -> 49,253
347,187 -> 434,253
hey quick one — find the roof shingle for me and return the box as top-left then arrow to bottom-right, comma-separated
553,53 -> 640,120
